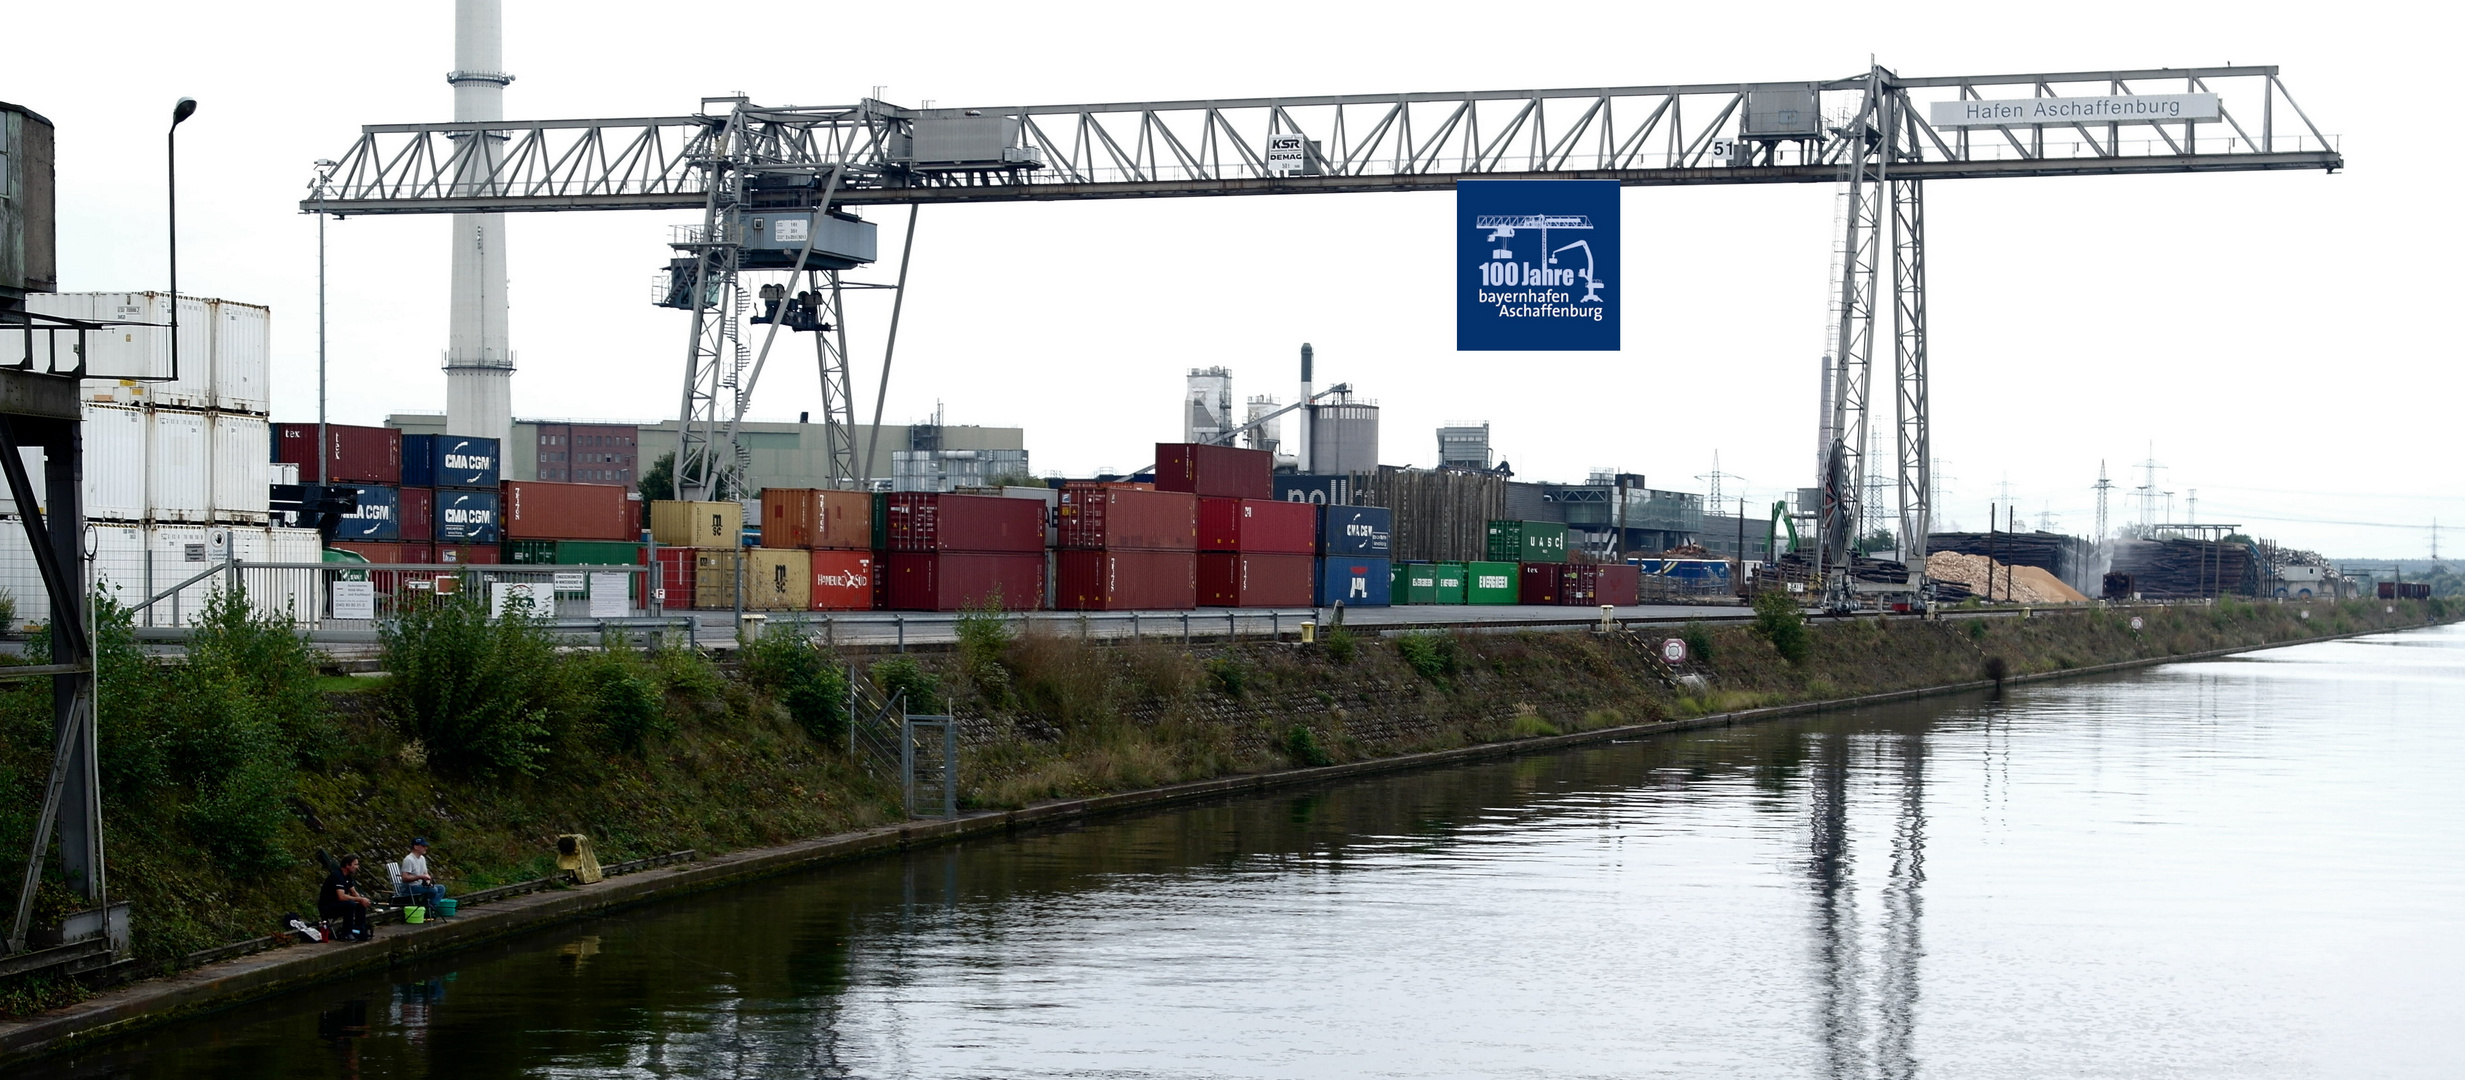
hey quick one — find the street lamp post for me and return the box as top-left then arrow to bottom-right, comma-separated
312,160 -> 336,485
168,97 -> 196,383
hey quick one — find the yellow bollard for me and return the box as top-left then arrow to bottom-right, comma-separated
1300,621 -> 1317,644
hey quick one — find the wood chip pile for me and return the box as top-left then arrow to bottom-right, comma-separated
1926,551 -> 2090,604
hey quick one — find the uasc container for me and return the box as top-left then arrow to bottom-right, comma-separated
1313,557 -> 1392,607
401,434 -> 502,489
883,493 -> 1044,554
1154,442 -> 1272,500
502,480 -> 638,542
1318,505 -> 1393,557
650,500 -> 744,548
275,423 -> 401,485
1488,520 -> 1568,564
1055,549 -> 1198,610
760,488 -> 874,550
885,552 -> 1045,611
1197,552 -> 1313,608
1198,497 -> 1318,554
1056,485 -> 1199,551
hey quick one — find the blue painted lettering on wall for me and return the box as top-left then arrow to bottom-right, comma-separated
1456,180 -> 1619,352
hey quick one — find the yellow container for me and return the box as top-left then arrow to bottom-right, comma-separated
650,500 -> 744,547
744,548 -> 811,611
691,550 -> 742,609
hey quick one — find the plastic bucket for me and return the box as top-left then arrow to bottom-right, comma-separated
435,898 -> 457,918
404,906 -> 426,924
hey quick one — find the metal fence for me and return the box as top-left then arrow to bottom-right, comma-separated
126,561 -> 668,640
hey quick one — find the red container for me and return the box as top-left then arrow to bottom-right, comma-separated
398,487 -> 435,542
1520,563 -> 1566,605
1057,485 -> 1198,551
884,552 -> 1044,611
809,550 -> 877,611
1198,552 -> 1314,607
1198,497 -> 1317,554
882,493 -> 1044,554
1056,549 -> 1198,610
435,544 -> 500,564
1154,443 -> 1272,500
275,423 -> 402,485
1557,564 -> 1600,605
1597,564 -> 1640,607
761,488 -> 873,550
653,547 -> 698,610
502,480 -> 638,541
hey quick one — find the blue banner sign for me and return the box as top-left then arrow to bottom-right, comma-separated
1456,180 -> 1619,351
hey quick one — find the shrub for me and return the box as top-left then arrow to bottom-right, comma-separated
1205,657 -> 1248,699
379,591 -> 559,776
738,628 -> 847,743
870,656 -> 942,714
1395,632 -> 1459,681
954,601 -> 1016,705
1283,724 -> 1333,767
1680,620 -> 1716,664
1751,590 -> 1812,665
1321,625 -> 1357,665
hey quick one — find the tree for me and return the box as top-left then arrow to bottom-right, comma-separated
638,451 -> 732,502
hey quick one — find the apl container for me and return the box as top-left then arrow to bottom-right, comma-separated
884,552 -> 1045,611
1318,505 -> 1393,557
883,493 -> 1044,554
1197,498 -> 1317,554
399,487 -> 435,542
334,485 -> 401,541
650,500 -> 743,548
1465,561 -> 1521,604
1055,549 -> 1198,610
759,488 -> 874,550
1313,557 -> 1392,607
1519,562 -> 1566,605
809,550 -> 876,611
502,481 -> 638,542
275,423 -> 401,485
1487,520 -> 1568,564
400,434 -> 501,490
1056,485 -> 1199,551
1197,552 -> 1314,608
436,489 -> 502,544
1154,442 -> 1272,500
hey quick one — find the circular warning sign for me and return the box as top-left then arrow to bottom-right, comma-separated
1660,638 -> 1689,664
2129,616 -> 2144,631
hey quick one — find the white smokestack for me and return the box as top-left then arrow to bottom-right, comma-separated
445,0 -> 514,448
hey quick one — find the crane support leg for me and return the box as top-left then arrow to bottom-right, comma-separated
1891,177 -> 1932,587
1819,72 -> 1887,597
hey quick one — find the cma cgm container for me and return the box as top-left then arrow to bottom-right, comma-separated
1198,498 -> 1317,554
436,488 -> 502,544
1056,485 -> 1198,551
650,500 -> 743,548
503,481 -> 637,542
1465,561 -> 1520,604
275,423 -> 401,485
883,493 -> 1044,554
1313,557 -> 1392,607
1055,549 -> 1198,610
400,434 -> 501,489
1318,505 -> 1393,557
1154,442 -> 1272,500
809,550 -> 876,610
760,488 -> 873,550
398,487 -> 435,542
334,485 -> 401,541
1519,563 -> 1566,605
1488,520 -> 1568,564
1198,552 -> 1313,608
885,552 -> 1044,611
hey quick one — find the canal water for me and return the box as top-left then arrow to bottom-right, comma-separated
31,625 -> 2465,1078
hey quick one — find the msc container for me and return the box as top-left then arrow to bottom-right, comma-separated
1429,562 -> 1467,604
502,480 -> 638,542
1197,552 -> 1314,608
275,423 -> 401,485
650,500 -> 742,548
400,434 -> 502,489
1198,497 -> 1317,554
742,548 -> 811,611
398,487 -> 435,542
1597,564 -> 1640,606
25,292 -> 213,407
1318,505 -> 1393,557
145,407 -> 211,522
1465,561 -> 1520,604
334,485 -> 402,541
504,539 -> 645,566
1154,442 -> 1272,500
883,493 -> 1045,554
809,549 -> 877,611
1488,520 -> 1568,564
884,552 -> 1045,611
1055,549 -> 1198,610
1314,557 -> 1392,607
209,412 -> 271,523
759,488 -> 874,550
435,544 -> 499,564
1057,485 -> 1199,551
1519,563 -> 1566,605
436,488 -> 502,544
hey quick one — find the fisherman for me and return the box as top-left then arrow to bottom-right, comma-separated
320,855 -> 375,942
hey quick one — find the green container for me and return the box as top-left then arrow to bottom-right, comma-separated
1429,562 -> 1467,604
504,539 -> 645,566
1401,563 -> 1440,605
1466,561 -> 1521,604
871,491 -> 891,551
1487,520 -> 1568,564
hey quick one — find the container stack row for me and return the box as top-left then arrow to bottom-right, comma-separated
1155,442 -> 1311,608
302,424 -> 521,567
882,492 -> 1047,611
1378,520 -> 1639,607
1056,483 -> 1200,610
752,488 -> 878,611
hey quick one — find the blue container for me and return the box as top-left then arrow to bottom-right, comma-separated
1318,505 -> 1393,557
400,434 -> 502,490
435,489 -> 503,544
1273,474 -> 1354,505
1314,556 -> 1392,607
335,485 -> 401,541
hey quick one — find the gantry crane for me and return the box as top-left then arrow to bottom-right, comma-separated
305,65 -> 2339,602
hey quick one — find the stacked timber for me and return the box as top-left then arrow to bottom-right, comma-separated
2108,537 -> 2259,599
1347,467 -> 1506,564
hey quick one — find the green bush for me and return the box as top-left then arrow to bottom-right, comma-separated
870,656 -> 942,714
954,601 -> 1016,704
1205,657 -> 1248,699
739,628 -> 848,743
1321,625 -> 1357,665
1680,620 -> 1716,664
379,591 -> 559,776
1395,632 -> 1459,681
1752,589 -> 1812,665
1283,724 -> 1333,767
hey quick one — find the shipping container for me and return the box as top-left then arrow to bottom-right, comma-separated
328,540 -> 431,564
400,434 -> 502,489
651,547 -> 711,610
275,423 -> 401,485
1001,486 -> 1061,549
759,488 -> 873,550
1056,485 -> 1199,551
1519,562 -> 1566,605
141,524 -> 219,621
885,552 -> 1045,611
1465,561 -> 1520,605
1198,497 -> 1318,554
435,544 -> 500,565
1429,562 -> 1467,604
398,487 -> 435,542
742,548 -> 811,611
1597,563 -> 1641,607
1055,549 -> 1198,610
1318,505 -> 1393,557
272,461 -> 299,487
83,403 -> 146,521
1557,564 -> 1599,606
334,485 -> 401,541
1313,557 -> 1392,607
502,480 -> 638,541
145,407 -> 211,522
436,488 -> 501,544
504,539 -> 644,566
1273,474 -> 1354,505
1154,442 -> 1272,500
809,549 -> 876,610
209,300 -> 271,414
1488,520 -> 1569,564
883,493 -> 1045,554
1197,552 -> 1314,607
25,292 -> 214,407
650,499 -> 742,548
209,412 -> 271,523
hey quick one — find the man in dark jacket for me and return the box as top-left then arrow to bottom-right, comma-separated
320,855 -> 375,942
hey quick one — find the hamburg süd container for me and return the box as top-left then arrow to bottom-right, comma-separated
398,487 -> 435,542
741,548 -> 811,611
1519,562 -> 1566,606
1197,497 -> 1317,554
400,434 -> 502,490
1596,564 -> 1641,607
1055,549 -> 1198,610
1465,561 -> 1520,605
1056,485 -> 1198,551
650,500 -> 744,548
1197,552 -> 1314,608
1154,442 -> 1272,500
1313,557 -> 1391,607
436,488 -> 502,544
885,552 -> 1045,611
883,493 -> 1045,554
1487,520 -> 1568,564
808,550 -> 876,610
502,480 -> 638,542
275,423 -> 401,485
759,488 -> 874,550
1318,505 -> 1393,557
334,485 -> 402,541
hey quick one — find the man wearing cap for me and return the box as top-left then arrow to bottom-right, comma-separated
400,838 -> 445,910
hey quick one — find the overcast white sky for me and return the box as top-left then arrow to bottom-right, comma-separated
11,1 -> 2458,558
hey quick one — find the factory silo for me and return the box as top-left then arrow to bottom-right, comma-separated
1308,390 -> 1379,476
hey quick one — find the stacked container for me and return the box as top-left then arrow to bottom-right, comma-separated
405,434 -> 502,563
1315,505 -> 1392,608
649,499 -> 760,609
761,488 -> 877,611
1491,520 -> 1569,608
1055,483 -> 1199,610
1157,442 -> 1310,608
882,492 -> 1045,610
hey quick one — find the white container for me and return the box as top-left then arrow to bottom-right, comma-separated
82,403 -> 148,522
0,523 -> 144,629
272,461 -> 300,487
209,301 -> 271,415
25,292 -> 216,408
146,408 -> 212,523
210,412 -> 271,523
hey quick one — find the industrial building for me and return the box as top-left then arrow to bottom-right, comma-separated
387,413 -> 1026,493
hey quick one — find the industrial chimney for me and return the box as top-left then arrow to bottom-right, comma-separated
1297,343 -> 1314,473
444,0 -> 514,448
